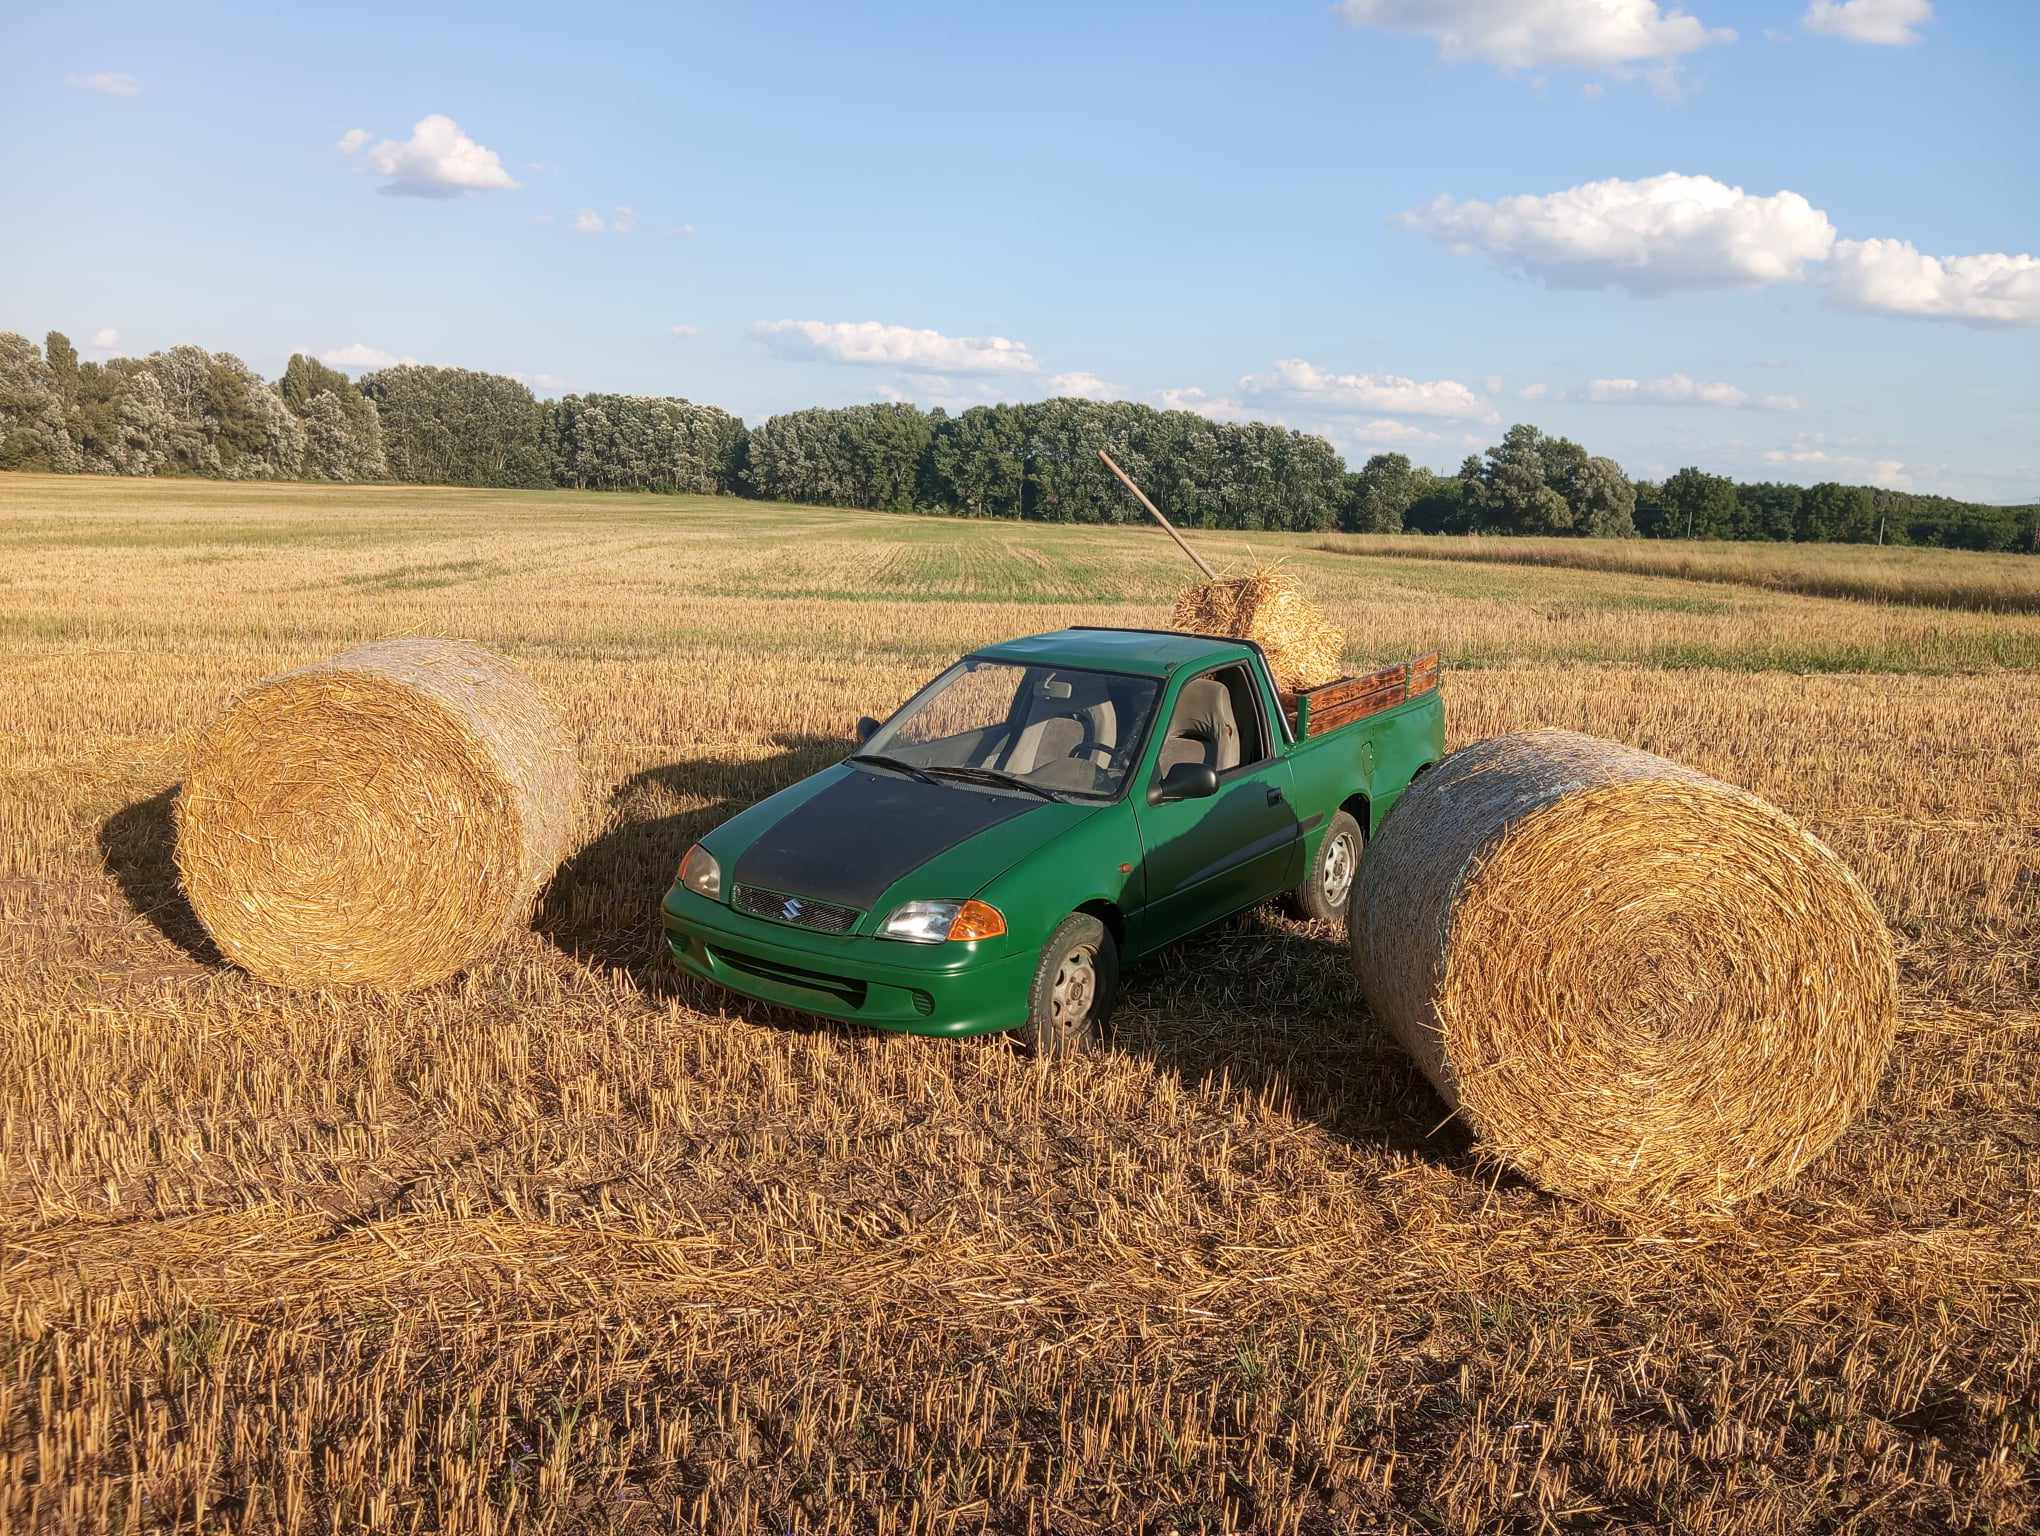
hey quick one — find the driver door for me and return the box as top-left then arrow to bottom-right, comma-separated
1130,664 -> 1300,950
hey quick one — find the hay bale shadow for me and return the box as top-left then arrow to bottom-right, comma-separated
97,787 -> 226,968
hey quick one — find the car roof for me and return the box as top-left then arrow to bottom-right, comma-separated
973,626 -> 1254,679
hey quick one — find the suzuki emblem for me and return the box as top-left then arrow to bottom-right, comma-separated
781,897 -> 804,922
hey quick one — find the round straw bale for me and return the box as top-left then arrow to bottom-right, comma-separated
1352,729 -> 1895,1211
176,638 -> 578,991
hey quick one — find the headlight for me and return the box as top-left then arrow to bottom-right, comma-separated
678,843 -> 721,899
880,899 -> 1006,944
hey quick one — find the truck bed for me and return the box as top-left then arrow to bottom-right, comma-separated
1282,651 -> 1441,739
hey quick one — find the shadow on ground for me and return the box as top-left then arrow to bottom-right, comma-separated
97,787 -> 226,968
536,732 -> 849,984
539,737 -> 1475,1173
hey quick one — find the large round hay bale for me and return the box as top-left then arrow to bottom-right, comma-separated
176,638 -> 578,991
1352,729 -> 1895,1212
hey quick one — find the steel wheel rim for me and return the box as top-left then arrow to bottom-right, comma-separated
1323,832 -> 1357,908
1049,945 -> 1097,1037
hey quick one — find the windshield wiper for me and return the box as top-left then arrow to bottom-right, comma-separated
923,765 -> 1067,803
846,753 -> 942,787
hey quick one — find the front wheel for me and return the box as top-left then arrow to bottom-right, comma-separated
1295,810 -> 1363,925
1021,913 -> 1118,1057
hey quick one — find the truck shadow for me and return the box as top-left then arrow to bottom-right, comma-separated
1110,911 -> 1476,1169
539,738 -> 1470,1171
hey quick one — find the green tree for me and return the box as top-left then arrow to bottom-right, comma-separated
929,404 -> 1027,518
1796,482 -> 1877,543
1733,482 -> 1801,541
1656,467 -> 1739,540
0,332 -> 82,471
1469,425 -> 1573,533
45,331 -> 80,408
1341,452 -> 1419,533
1565,455 -> 1638,538
359,365 -> 548,487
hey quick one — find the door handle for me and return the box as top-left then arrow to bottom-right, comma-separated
1266,786 -> 1285,806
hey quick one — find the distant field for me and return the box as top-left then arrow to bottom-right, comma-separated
1320,528 -> 2040,614
4,473 -> 2038,1533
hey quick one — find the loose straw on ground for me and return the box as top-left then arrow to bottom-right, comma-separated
1352,729 -> 1896,1213
176,638 -> 578,991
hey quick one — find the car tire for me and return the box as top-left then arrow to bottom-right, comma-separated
1021,913 -> 1117,1057
1295,810 -> 1363,925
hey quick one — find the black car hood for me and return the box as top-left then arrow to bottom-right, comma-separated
731,767 -> 1048,910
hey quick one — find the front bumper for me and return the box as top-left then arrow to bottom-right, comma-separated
660,886 -> 1035,1037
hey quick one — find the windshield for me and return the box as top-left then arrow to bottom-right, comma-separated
862,659 -> 1161,800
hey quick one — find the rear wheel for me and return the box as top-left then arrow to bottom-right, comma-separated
1295,810 -> 1363,925
1022,913 -> 1117,1057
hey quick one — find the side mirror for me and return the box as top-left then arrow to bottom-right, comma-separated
854,716 -> 881,745
1148,761 -> 1219,806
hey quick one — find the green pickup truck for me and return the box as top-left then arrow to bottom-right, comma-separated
661,627 -> 1443,1053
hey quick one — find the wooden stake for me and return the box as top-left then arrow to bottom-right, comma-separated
1097,448 -> 1218,579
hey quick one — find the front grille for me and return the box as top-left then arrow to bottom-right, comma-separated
732,884 -> 862,934
708,945 -> 868,1008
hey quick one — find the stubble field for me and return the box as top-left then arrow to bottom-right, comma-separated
2,473 -> 2037,1533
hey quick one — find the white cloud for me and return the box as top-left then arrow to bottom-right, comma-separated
1401,173 -> 1837,294
1325,418 -> 1441,447
1238,357 -> 1492,420
1804,0 -> 1932,46
1583,372 -> 1801,409
509,371 -> 568,396
319,343 -> 417,372
753,320 -> 1039,376
66,71 -> 139,97
88,328 -> 120,352
567,206 -> 661,237
364,115 -> 518,199
336,128 -> 370,155
1483,374 -> 1505,394
1825,239 -> 2040,328
1404,171 -> 2039,328
1334,0 -> 1733,79
1048,371 -> 1117,401
1582,82 -> 1604,98
1159,387 -> 1253,424
670,324 -> 700,338
1519,382 -> 1550,400
1762,437 -> 1913,488
672,223 -> 697,237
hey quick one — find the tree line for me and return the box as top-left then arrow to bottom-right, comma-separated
2,329 -> 2032,553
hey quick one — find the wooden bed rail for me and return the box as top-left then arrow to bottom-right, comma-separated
1287,651 -> 1441,739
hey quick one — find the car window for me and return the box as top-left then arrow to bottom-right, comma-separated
865,659 -> 1161,799
1152,662 -> 1269,781
1214,665 -> 1268,766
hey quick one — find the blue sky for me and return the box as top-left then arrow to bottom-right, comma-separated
4,0 -> 2035,501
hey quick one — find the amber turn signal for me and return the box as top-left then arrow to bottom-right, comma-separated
947,900 -> 1006,942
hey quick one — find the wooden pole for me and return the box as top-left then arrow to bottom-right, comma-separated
1097,449 -> 1218,579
